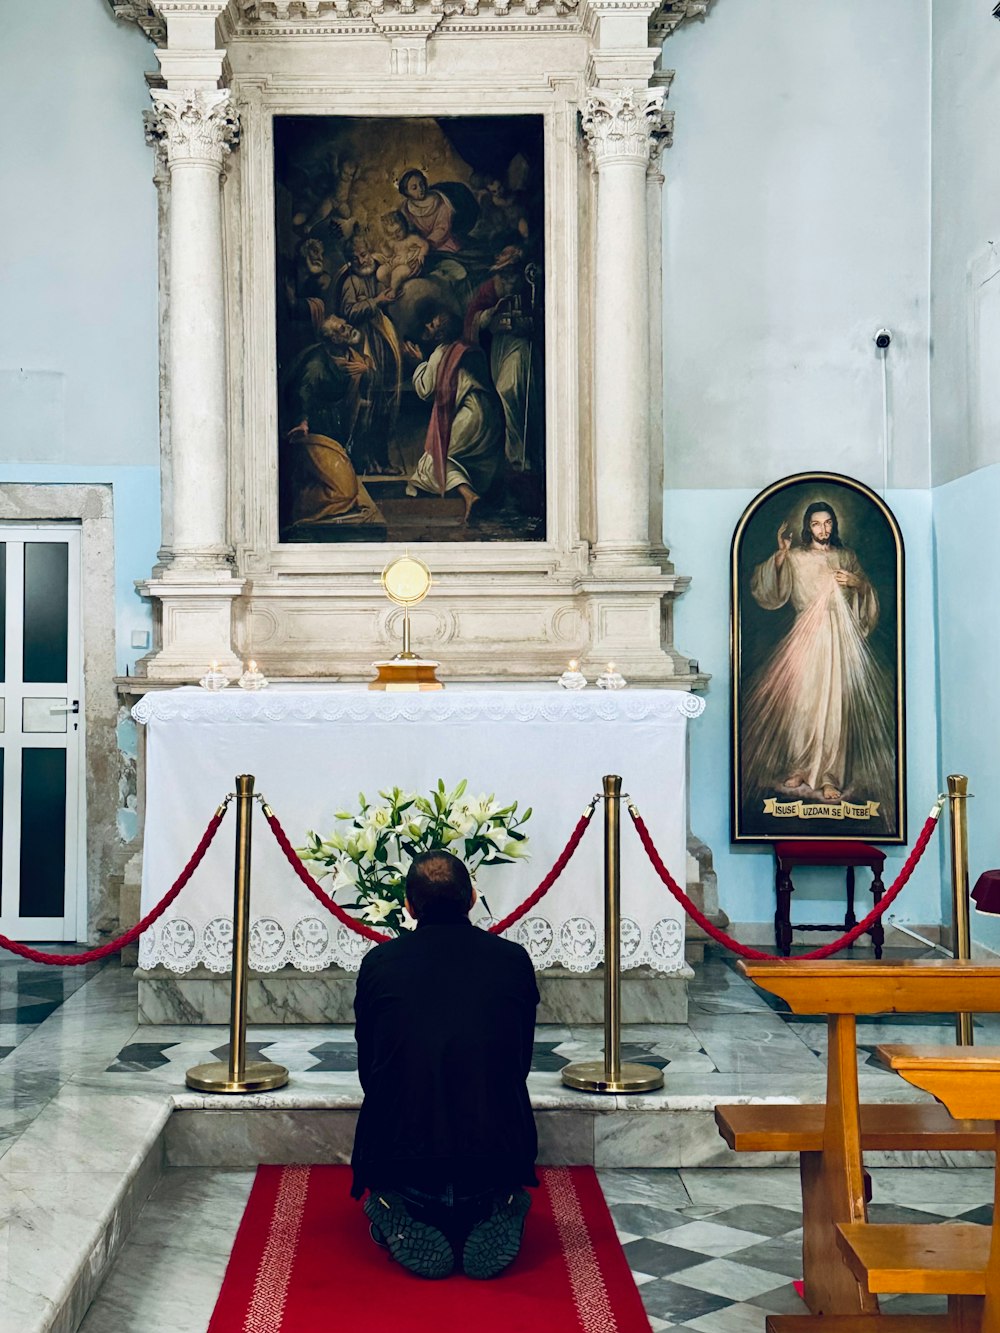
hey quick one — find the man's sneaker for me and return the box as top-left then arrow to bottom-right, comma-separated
462,1188 -> 531,1279
363,1191 -> 455,1279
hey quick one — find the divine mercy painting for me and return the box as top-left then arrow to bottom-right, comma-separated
731,473 -> 906,843
274,115 -> 546,544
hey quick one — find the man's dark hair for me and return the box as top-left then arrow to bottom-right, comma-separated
801,500 -> 842,548
405,850 -> 474,923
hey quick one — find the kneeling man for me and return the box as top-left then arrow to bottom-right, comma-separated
351,850 -> 540,1279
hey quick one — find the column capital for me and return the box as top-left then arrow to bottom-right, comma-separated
144,89 -> 240,171
581,86 -> 670,170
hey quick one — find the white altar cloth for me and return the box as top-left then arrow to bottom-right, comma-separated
132,686 -> 704,975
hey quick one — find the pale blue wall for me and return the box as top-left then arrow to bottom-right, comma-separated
928,2 -> 1000,950
660,0 -> 941,930
933,465 -> 1000,950
0,2 -> 161,675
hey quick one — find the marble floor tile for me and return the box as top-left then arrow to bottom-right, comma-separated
671,1256 -> 797,1302
658,1220 -> 769,1257
678,1169 -> 803,1210
597,1168 -> 692,1210
685,1300 -> 787,1332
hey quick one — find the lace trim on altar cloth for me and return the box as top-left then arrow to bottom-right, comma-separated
137,912 -> 688,976
131,688 -> 706,728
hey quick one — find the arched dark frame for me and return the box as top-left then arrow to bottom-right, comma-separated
730,471 -> 906,844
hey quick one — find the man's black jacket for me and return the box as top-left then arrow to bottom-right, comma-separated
351,916 -> 540,1198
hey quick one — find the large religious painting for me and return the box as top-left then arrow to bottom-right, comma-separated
274,115 -> 546,544
731,473 -> 905,843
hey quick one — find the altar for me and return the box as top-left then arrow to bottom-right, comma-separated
133,686 -> 703,978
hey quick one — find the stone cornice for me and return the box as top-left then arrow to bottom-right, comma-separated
108,2 -> 168,44
109,0 -> 710,41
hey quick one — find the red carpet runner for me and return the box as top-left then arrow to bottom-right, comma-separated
209,1165 -> 652,1332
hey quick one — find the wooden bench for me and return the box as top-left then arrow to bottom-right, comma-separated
832,1044 -> 1000,1333
717,960 -> 1000,1321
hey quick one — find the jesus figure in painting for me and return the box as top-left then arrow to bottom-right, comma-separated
743,501 -> 896,815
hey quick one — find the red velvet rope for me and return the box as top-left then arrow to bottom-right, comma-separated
264,803 -> 596,943
628,804 -> 942,962
487,809 -> 594,935
0,806 -> 229,966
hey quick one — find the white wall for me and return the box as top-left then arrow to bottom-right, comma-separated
663,0 -> 931,493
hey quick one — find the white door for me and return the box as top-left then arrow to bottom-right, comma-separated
0,526 -> 84,940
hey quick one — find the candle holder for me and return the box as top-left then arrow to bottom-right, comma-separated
558,660 -> 588,690
199,661 -> 231,691
596,663 -> 627,690
238,660 -> 268,691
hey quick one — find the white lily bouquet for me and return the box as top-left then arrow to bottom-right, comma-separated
297,779 -> 531,935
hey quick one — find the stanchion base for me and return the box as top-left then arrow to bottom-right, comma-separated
560,1060 -> 664,1094
185,1060 -> 290,1093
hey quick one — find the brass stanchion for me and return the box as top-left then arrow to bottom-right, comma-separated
562,775 -> 664,1094
187,775 -> 290,1093
947,774 -> 975,1047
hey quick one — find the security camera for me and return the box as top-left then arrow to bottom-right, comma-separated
874,329 -> 892,350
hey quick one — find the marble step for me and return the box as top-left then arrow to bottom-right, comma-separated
136,963 -> 691,1025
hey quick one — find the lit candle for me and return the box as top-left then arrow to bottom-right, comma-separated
607,662 -> 616,672
248,660 -> 258,673
210,659 -> 219,672
568,659 -> 578,671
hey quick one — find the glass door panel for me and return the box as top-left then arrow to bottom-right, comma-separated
20,749 -> 67,918
23,542 -> 69,683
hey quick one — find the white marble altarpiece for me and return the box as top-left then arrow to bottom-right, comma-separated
111,0 -> 713,688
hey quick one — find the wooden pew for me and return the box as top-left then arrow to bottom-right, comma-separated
833,1044 -> 1000,1333
716,960 -> 1000,1322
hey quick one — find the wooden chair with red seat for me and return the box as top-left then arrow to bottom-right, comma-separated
774,840 -> 887,957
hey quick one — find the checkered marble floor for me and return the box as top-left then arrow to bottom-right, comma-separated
600,1166 -> 993,1330
79,1162 -> 997,1332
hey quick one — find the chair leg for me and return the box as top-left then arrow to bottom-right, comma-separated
869,869 -> 885,960
845,865 -> 857,930
775,866 -> 794,957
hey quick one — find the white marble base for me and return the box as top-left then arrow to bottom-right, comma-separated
136,963 -> 691,1026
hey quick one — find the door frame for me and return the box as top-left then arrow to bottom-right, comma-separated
0,486 -> 118,942
0,524 -> 85,939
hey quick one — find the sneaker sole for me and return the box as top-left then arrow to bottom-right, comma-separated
462,1190 -> 531,1280
364,1192 -> 454,1280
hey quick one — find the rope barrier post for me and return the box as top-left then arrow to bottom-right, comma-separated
947,774 -> 975,1047
562,775 -> 663,1095
186,776 -> 290,1093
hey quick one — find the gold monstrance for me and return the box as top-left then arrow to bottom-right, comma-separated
369,555 -> 443,692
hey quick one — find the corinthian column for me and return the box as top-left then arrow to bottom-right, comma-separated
582,87 -> 669,569
137,89 -> 244,679
145,89 -> 239,570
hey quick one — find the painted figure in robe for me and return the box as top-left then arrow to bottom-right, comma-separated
404,307 -> 504,522
743,501 -> 896,815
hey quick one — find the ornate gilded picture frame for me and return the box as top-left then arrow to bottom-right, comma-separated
731,472 -> 906,844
